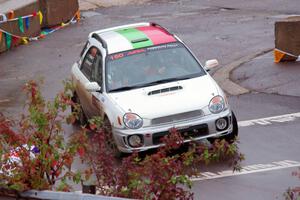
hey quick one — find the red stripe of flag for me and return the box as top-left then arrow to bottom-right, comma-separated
136,26 -> 176,45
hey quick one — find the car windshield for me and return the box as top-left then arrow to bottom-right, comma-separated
105,42 -> 206,92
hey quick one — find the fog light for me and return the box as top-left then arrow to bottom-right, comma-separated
128,135 -> 143,147
216,118 -> 228,131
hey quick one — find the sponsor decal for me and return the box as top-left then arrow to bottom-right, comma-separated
108,42 -> 181,61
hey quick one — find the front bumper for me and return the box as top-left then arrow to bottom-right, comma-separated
113,109 -> 233,153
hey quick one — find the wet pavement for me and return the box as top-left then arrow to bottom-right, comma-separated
192,92 -> 300,199
0,0 -> 300,199
232,51 -> 300,97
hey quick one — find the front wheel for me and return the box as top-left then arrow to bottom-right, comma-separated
71,94 -> 87,126
222,111 -> 238,143
209,111 -> 238,144
103,118 -> 123,158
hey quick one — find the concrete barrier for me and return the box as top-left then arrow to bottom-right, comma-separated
39,0 -> 79,27
275,16 -> 300,62
0,0 -> 40,53
0,0 -> 79,54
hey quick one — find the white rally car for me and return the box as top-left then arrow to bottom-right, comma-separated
71,22 -> 238,155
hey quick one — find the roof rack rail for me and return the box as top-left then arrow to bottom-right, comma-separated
150,22 -> 173,35
91,33 -> 107,48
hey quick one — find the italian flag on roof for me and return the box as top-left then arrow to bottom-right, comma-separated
99,26 -> 177,54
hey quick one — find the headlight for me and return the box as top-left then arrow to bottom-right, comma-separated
123,113 -> 143,129
209,96 -> 225,114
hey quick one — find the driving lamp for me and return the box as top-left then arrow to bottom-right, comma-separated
128,135 -> 143,147
216,118 -> 228,131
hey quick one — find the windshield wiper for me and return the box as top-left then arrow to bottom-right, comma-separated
146,76 -> 193,86
109,86 -> 141,92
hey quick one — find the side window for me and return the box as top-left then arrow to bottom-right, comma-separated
81,47 -> 99,80
92,52 -> 103,88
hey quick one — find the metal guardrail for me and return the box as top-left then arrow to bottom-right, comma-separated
20,190 -> 130,200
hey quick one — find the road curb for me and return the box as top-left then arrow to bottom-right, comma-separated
213,48 -> 273,96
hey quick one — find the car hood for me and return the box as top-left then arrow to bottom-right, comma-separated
108,75 -> 219,119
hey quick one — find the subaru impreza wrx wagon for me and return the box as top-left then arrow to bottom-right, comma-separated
71,22 -> 238,155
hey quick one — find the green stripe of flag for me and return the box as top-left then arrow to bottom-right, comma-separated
18,17 -> 24,33
116,28 -> 153,49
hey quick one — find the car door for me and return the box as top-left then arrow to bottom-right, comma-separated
77,46 -> 101,118
89,49 -> 105,118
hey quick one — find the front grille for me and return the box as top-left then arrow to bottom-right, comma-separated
151,110 -> 204,125
152,124 -> 209,145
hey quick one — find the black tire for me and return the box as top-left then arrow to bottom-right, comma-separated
222,111 -> 238,143
71,94 -> 87,126
209,111 -> 238,144
103,118 -> 123,158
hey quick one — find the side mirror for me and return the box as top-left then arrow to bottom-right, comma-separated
85,82 -> 101,92
204,59 -> 219,71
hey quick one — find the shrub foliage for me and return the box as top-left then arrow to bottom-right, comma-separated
0,80 -> 90,191
87,120 -> 244,200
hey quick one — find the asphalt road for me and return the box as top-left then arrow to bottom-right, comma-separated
0,0 -> 300,199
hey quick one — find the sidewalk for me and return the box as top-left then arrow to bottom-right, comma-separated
79,0 -> 150,10
231,51 -> 300,97
0,0 -> 149,12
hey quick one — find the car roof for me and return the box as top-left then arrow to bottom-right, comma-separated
89,22 -> 177,54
